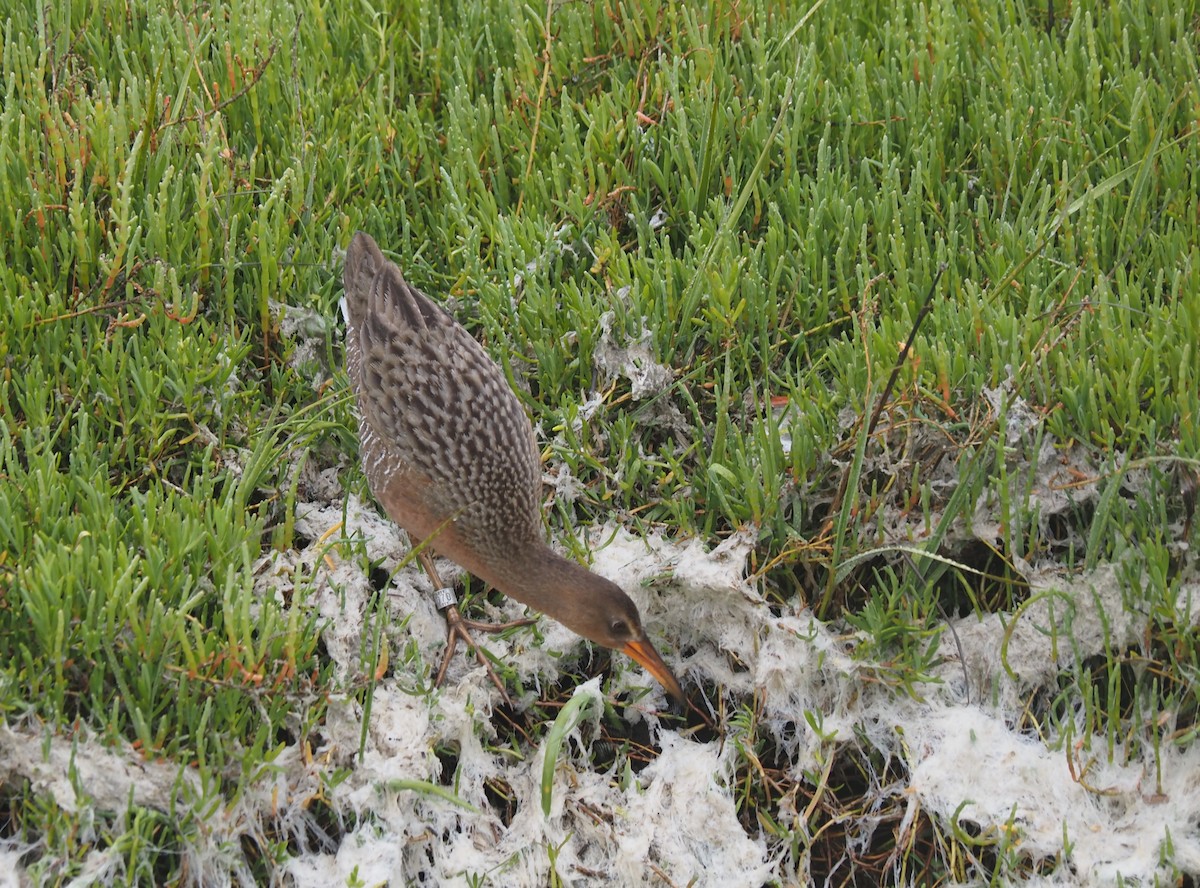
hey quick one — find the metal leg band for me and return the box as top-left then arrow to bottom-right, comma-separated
433,586 -> 457,610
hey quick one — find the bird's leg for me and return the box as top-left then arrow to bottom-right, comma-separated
410,540 -> 534,705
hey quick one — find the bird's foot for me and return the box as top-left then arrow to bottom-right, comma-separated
432,602 -> 536,706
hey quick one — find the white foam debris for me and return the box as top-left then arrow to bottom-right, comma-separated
576,389 -> 607,423
935,561 -> 1148,710
906,703 -> 1200,883
0,723 -> 202,814
270,298 -> 337,391
983,379 -> 1041,444
498,723 -> 777,886
284,826 -> 401,888
544,461 -> 587,506
972,436 -> 1103,546
592,311 -> 673,400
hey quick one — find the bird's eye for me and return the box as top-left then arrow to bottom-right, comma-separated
609,618 -> 630,637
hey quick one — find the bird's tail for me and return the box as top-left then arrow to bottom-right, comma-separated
342,230 -> 385,328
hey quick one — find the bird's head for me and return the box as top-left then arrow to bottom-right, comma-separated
574,576 -> 685,704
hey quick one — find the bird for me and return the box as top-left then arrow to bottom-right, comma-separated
342,231 -> 684,704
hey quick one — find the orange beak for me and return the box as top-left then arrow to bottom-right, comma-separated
622,638 -> 685,703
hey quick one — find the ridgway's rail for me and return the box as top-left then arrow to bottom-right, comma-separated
342,231 -> 683,704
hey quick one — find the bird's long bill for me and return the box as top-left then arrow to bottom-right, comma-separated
622,638 -> 685,703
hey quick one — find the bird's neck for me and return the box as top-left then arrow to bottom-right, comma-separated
483,543 -> 602,630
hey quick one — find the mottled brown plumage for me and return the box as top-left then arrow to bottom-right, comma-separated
342,231 -> 682,702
